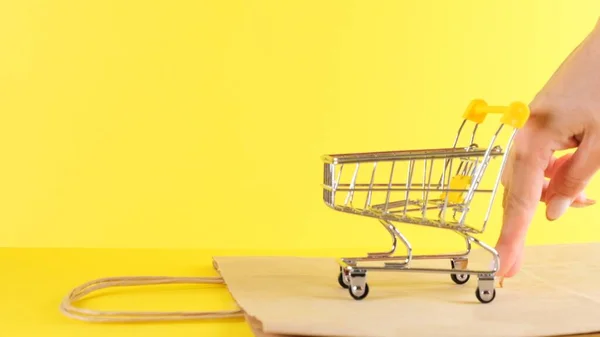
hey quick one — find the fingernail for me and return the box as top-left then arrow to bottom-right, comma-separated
572,198 -> 597,208
546,196 -> 571,220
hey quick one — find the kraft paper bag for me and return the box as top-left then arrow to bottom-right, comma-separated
212,243 -> 600,337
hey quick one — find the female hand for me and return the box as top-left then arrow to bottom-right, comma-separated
495,19 -> 600,278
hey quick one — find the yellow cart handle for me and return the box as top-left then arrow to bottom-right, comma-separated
463,99 -> 530,129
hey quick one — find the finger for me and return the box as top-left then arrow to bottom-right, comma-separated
539,179 -> 550,202
542,153 -> 595,206
500,178 -> 525,280
572,190 -> 597,207
505,176 -> 593,279
504,241 -> 525,278
498,150 -> 593,279
545,137 -> 600,220
495,129 -> 553,278
544,153 -> 573,179
501,147 -> 516,208
501,145 -> 516,188
499,149 -> 590,277
541,179 -> 593,207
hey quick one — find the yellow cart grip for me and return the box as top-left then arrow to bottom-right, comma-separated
463,99 -> 530,129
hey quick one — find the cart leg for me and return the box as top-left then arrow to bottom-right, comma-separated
348,269 -> 369,300
341,220 -> 412,266
458,233 -> 499,303
449,232 -> 472,284
465,234 -> 500,273
383,224 -> 412,266
367,220 -> 398,257
455,232 -> 499,273
454,230 -> 473,258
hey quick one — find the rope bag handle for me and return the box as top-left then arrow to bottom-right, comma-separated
59,275 -> 245,322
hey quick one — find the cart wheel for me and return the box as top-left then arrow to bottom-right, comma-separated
475,287 -> 496,303
450,260 -> 470,285
450,273 -> 470,285
338,271 -> 350,289
349,283 -> 369,300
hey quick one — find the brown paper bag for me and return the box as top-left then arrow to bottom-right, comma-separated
213,243 -> 600,337
60,243 -> 600,337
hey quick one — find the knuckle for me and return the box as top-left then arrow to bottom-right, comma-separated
556,174 -> 587,196
504,188 -> 534,214
512,144 -> 540,166
529,92 -> 552,116
511,132 -> 549,168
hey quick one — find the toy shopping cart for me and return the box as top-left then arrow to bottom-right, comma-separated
321,99 -> 530,304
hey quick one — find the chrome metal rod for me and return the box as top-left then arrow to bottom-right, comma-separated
456,232 -> 499,274
421,159 -> 426,207
366,220 -> 398,257
383,161 -> 396,213
439,157 -> 454,224
481,129 -> 517,233
342,265 -> 493,275
323,147 -> 505,165
459,125 -> 504,225
364,162 -> 378,210
423,158 -> 434,219
327,186 -> 494,193
334,164 -> 344,190
470,123 -> 478,145
341,252 -> 469,264
453,119 -> 467,149
344,163 -> 360,206
403,160 -> 415,217
390,221 -> 413,265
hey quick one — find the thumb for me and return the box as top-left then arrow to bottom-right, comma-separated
545,138 -> 600,221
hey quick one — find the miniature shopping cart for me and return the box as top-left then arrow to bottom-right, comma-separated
321,99 -> 529,304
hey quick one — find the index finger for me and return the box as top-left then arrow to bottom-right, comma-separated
495,129 -> 552,277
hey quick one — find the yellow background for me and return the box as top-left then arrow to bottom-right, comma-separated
2,0 -> 600,251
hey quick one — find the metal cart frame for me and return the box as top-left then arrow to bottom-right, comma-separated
321,99 -> 530,303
